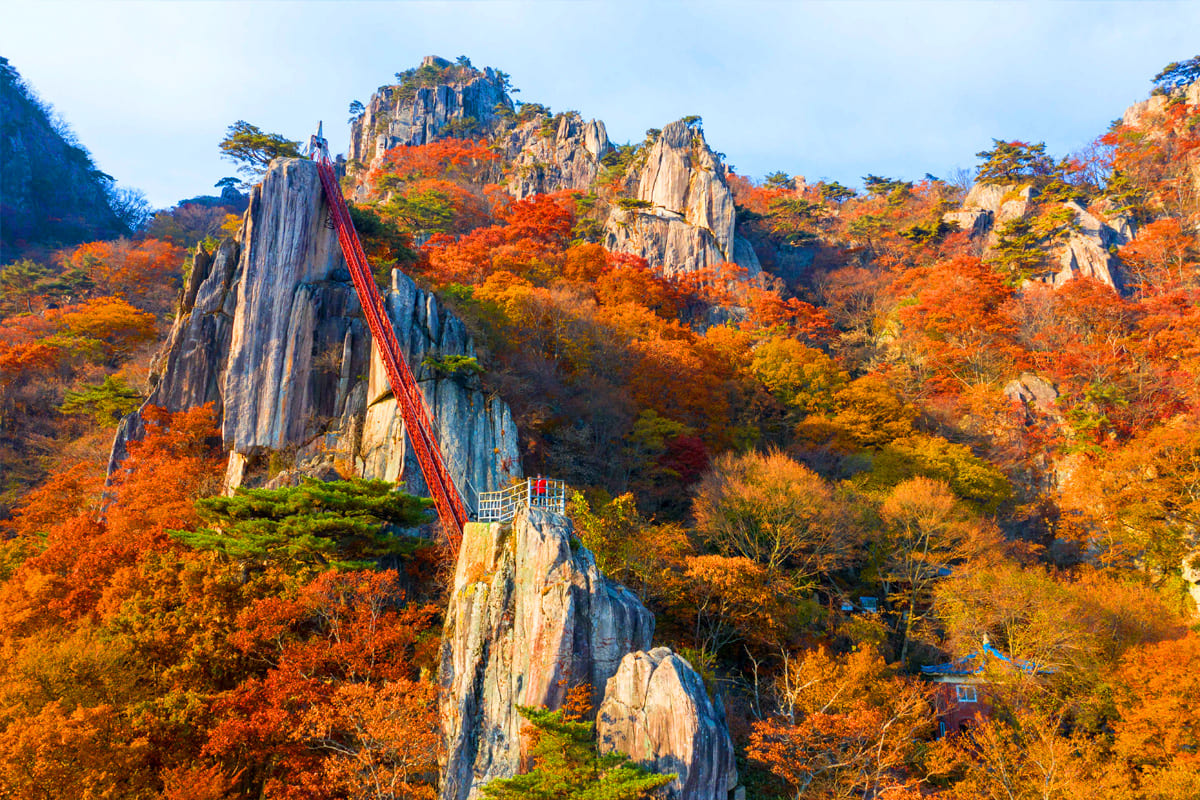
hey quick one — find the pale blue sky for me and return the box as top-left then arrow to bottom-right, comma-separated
2,0 -> 1197,208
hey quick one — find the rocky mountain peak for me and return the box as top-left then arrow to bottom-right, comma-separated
501,110 -> 611,199
605,117 -> 761,277
347,57 -> 514,166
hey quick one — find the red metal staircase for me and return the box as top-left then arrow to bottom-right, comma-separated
307,124 -> 468,548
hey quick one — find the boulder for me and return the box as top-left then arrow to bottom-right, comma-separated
605,208 -> 728,278
439,509 -> 655,800
597,648 -> 738,800
109,158 -> 520,509
943,208 -> 992,239
1003,373 -> 1060,423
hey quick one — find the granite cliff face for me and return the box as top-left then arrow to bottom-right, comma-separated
598,648 -> 738,800
110,158 -> 520,508
348,56 -> 513,166
605,120 -> 761,278
502,112 -> 610,199
439,509 -> 655,799
439,510 -> 737,799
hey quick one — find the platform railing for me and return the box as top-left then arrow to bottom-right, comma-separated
477,478 -> 566,522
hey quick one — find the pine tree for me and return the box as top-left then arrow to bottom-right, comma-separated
60,374 -> 143,426
480,706 -> 675,800
173,478 -> 431,570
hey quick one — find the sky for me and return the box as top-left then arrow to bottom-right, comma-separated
2,0 -> 1198,208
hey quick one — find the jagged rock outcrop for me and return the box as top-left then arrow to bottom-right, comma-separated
945,183 -> 1034,247
110,158 -> 520,508
348,56 -> 513,166
1051,201 -> 1128,290
597,648 -> 737,800
944,182 -> 1131,290
1122,79 -> 1200,129
502,112 -> 610,198
1122,79 -> 1200,205
439,509 -> 655,799
106,239 -> 241,472
0,57 -> 126,261
605,120 -> 760,277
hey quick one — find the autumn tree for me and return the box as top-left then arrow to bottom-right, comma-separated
684,554 -> 795,656
205,569 -> 441,798
894,254 -> 1021,391
749,336 -> 847,415
878,477 -> 999,663
1117,217 -> 1198,291
1109,633 -> 1200,789
928,704 -> 1102,800
693,449 -> 854,578
748,646 -> 931,800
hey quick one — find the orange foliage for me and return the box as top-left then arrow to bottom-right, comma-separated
57,238 -> 186,306
370,138 -> 498,188
1111,633 -> 1200,777
1118,217 -> 1199,291
206,569 -> 440,798
0,405 -> 221,628
894,254 -> 1022,391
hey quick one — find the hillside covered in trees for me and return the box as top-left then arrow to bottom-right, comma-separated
2,52 -> 1200,799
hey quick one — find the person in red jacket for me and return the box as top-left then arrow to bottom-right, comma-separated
534,474 -> 547,507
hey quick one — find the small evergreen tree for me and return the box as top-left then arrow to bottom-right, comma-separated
173,478 -> 431,570
1152,55 -> 1200,93
819,180 -> 856,203
480,706 -> 675,800
219,120 -> 302,178
60,374 -> 143,426
862,175 -> 913,206
974,140 -> 1054,184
